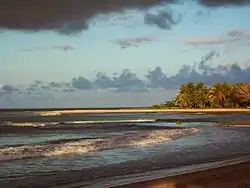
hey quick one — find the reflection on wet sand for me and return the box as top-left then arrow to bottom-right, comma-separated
118,160 -> 250,188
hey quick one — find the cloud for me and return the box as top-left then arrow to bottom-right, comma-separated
198,0 -> 250,7
182,28 -> 250,47
52,45 -> 75,51
72,76 -> 93,90
182,37 -> 227,45
62,51 -> 250,89
114,35 -> 155,48
0,0 -> 174,34
1,51 -> 250,98
21,47 -> 46,52
1,1 -> 249,34
144,9 -> 182,29
1,85 -> 18,94
21,45 -> 75,52
193,9 -> 210,24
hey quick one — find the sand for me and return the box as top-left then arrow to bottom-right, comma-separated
46,156 -> 250,188
119,161 -> 250,188
117,160 -> 250,188
34,108 -> 250,116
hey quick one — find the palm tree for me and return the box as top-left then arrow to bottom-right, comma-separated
227,83 -> 241,107
208,83 -> 227,107
175,82 -> 196,108
194,82 -> 210,108
221,82 -> 233,107
236,83 -> 250,107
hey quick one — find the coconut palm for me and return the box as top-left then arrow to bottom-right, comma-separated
236,83 -> 250,106
208,83 -> 226,107
175,82 -> 196,108
227,83 -> 241,107
194,82 -> 210,108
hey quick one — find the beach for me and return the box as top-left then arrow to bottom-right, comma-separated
1,111 -> 250,188
115,159 -> 250,188
32,108 -> 250,116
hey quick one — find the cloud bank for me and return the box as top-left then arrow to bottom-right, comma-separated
1,51 -> 250,97
1,0 -> 250,34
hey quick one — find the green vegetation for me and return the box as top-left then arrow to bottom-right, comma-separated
151,82 -> 250,109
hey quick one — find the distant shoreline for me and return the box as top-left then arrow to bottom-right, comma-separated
0,107 -> 147,112
31,108 -> 250,116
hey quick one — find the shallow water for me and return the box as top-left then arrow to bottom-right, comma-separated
0,112 -> 250,180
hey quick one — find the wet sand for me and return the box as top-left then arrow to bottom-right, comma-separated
116,159 -> 250,188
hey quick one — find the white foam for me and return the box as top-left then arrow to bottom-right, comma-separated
38,112 -> 62,116
0,128 -> 198,161
0,119 -> 156,127
0,121 -> 59,127
62,119 -> 156,124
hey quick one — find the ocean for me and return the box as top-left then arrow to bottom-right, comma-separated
1,111 -> 250,187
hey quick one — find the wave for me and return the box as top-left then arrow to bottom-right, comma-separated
0,128 -> 198,161
0,119 -> 156,127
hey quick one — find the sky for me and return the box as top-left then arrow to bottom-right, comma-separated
0,0 -> 250,108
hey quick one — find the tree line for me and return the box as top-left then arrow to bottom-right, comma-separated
151,82 -> 250,109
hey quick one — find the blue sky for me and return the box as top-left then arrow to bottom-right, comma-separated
0,2 -> 250,107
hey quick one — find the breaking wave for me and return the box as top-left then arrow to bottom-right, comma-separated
0,119 -> 156,127
0,128 -> 198,161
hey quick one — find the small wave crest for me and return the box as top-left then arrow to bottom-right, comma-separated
36,111 -> 62,116
0,119 -> 156,127
0,128 -> 198,161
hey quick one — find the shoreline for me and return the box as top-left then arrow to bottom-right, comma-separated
82,155 -> 250,188
33,108 -> 250,116
114,158 -> 250,188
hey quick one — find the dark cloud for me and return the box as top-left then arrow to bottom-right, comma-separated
0,0 -> 174,34
1,0 -> 249,34
197,50 -> 220,73
198,0 -> 250,7
94,72 -> 115,89
1,85 -> 18,94
146,66 -> 169,88
72,76 -> 93,90
144,9 -> 182,29
68,52 -> 250,91
111,69 -> 147,92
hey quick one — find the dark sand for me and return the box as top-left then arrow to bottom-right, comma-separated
117,160 -> 250,188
